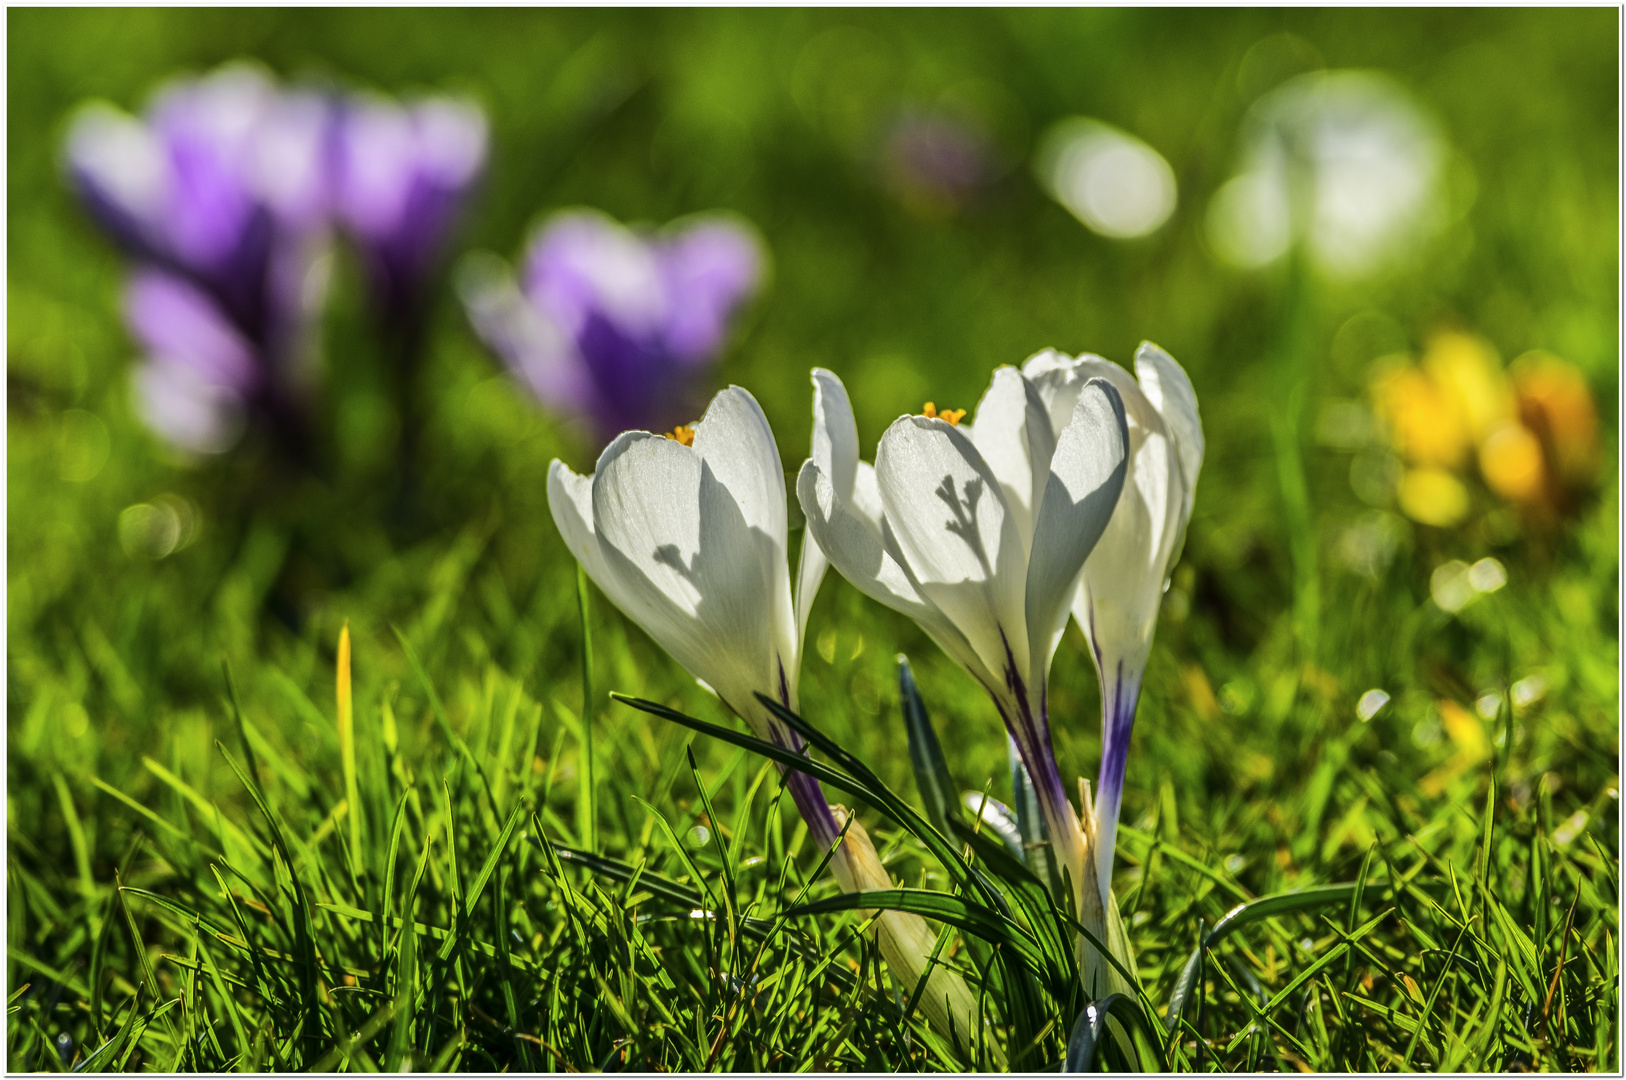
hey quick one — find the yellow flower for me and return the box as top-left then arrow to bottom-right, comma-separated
1479,421 -> 1545,504
1512,351 -> 1597,489
1371,359 -> 1471,469
1397,467 -> 1469,527
1422,331 -> 1512,444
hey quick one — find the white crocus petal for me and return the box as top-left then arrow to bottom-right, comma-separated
590,435 -> 772,716
552,387 -> 799,725
793,529 -> 828,648
873,416 -> 1030,688
797,460 -> 992,688
1133,341 -> 1204,564
965,366 -> 1055,551
1023,379 -> 1130,687
689,386 -> 800,690
554,447 -> 774,724
548,460 -> 612,588
795,368 -> 858,641
690,387 -> 790,568
1075,366 -> 1184,664
810,368 -> 859,500
1022,348 -> 1115,439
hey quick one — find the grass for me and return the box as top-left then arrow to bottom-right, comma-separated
7,6 -> 1619,1072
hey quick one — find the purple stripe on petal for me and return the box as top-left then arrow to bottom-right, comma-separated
993,630 -> 1073,849
784,765 -> 843,852
1095,660 -> 1142,820
1091,661 -> 1144,907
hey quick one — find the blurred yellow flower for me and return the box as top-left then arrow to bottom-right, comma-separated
1371,360 -> 1470,468
1422,331 -> 1512,444
1396,467 -> 1469,526
1370,331 -> 1597,527
1479,420 -> 1544,504
1512,351 -> 1598,490
1421,698 -> 1492,796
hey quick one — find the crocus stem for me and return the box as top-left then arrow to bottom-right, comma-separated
384,288 -> 431,533
995,690 -> 1086,908
1092,660 -> 1145,914
781,753 -> 843,851
771,723 -> 984,1053
993,689 -> 1115,995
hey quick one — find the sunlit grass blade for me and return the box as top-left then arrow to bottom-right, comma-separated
1064,992 -> 1164,1072
1164,882 -> 1360,1034
780,887 -> 1048,975
337,622 -> 364,889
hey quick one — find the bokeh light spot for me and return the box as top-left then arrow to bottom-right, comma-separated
58,409 -> 111,482
1037,118 -> 1177,239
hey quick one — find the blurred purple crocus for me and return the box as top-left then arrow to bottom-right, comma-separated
65,62 -> 330,454
880,107 -> 999,217
332,94 -> 487,317
461,209 -> 765,441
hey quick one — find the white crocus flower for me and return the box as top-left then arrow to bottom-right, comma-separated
547,385 -> 977,1044
796,365 -> 1131,991
1022,343 -> 1203,926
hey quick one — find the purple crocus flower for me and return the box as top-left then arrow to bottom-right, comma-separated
64,62 -> 330,454
123,269 -> 260,453
880,106 -> 999,216
461,209 -> 765,441
332,94 -> 487,316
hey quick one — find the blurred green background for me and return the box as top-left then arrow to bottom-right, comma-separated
8,7 -> 1618,893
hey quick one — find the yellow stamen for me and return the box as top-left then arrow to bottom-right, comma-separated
664,424 -> 696,446
922,402 -> 965,426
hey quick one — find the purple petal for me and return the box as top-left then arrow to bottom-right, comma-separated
459,255 -> 592,414
132,360 -> 247,454
574,309 -> 694,434
522,210 -> 668,343
333,97 -> 419,241
64,103 -> 170,259
148,65 -> 272,271
657,217 -> 764,363
248,89 -> 333,228
335,94 -> 485,297
411,97 -> 486,189
487,208 -> 765,439
122,269 -> 260,393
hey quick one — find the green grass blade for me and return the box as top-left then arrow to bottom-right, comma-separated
1165,882 -> 1359,1033
780,887 -> 1048,974
897,655 -> 961,837
1064,992 -> 1164,1072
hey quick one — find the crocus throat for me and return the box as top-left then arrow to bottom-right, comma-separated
991,636 -> 1082,896
921,402 -> 965,425
663,424 -> 696,446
